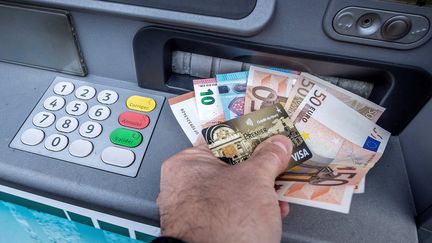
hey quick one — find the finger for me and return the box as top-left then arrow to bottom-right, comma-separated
245,135 -> 293,179
279,201 -> 290,219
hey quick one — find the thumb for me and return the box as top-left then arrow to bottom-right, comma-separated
246,135 -> 293,180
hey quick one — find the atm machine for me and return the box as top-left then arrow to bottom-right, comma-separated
0,0 -> 431,242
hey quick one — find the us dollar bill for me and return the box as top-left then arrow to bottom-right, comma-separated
285,73 -> 385,122
244,66 -> 298,114
202,103 -> 312,169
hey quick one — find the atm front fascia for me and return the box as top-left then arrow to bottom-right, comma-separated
0,0 -> 432,242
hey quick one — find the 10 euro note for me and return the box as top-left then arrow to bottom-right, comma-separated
244,66 -> 298,114
285,72 -> 385,122
287,86 -> 390,186
193,78 -> 225,127
202,103 -> 312,169
216,71 -> 248,120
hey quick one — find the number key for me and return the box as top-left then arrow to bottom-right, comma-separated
88,105 -> 110,121
45,134 -> 68,152
79,121 -> 102,138
33,111 -> 56,128
55,116 -> 79,133
66,100 -> 88,116
43,96 -> 65,111
75,86 -> 96,100
97,90 -> 118,105
53,81 -> 75,95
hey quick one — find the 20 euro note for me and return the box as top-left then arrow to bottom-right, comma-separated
168,92 -> 203,145
216,71 -> 248,120
285,72 -> 385,122
202,103 -> 312,169
282,86 -> 390,186
244,66 -> 298,114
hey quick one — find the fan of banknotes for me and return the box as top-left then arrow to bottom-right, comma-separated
168,66 -> 390,213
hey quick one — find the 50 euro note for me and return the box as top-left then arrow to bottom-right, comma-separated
244,66 -> 298,114
275,180 -> 354,213
289,86 -> 390,171
275,163 -> 366,213
285,72 -> 385,122
275,87 -> 390,213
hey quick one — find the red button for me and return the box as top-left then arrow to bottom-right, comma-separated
118,111 -> 150,129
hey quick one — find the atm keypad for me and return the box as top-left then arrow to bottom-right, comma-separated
10,77 -> 165,177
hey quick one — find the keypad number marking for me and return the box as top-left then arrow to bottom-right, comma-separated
56,116 -> 79,133
88,105 -> 111,121
79,121 -> 103,138
43,96 -> 65,111
66,100 -> 88,116
75,86 -> 96,100
33,112 -> 56,128
54,81 -> 75,96
45,134 -> 68,152
97,90 -> 119,105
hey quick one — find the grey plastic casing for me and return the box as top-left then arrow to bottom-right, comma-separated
0,3 -> 86,75
1,0 -> 432,242
323,0 -> 432,49
13,0 -> 275,36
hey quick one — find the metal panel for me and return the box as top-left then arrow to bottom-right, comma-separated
0,3 -> 86,76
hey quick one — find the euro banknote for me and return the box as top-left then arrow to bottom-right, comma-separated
290,86 -> 390,170
285,73 -> 385,122
276,181 -> 354,213
216,71 -> 248,120
244,66 -> 298,114
193,78 -> 225,127
168,92 -> 202,145
202,103 -> 312,168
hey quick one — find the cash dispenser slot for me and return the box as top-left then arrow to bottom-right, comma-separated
133,27 -> 432,134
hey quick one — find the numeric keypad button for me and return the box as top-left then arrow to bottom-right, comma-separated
75,86 -> 96,100
97,90 -> 119,105
101,146 -> 135,167
33,112 -> 56,128
54,81 -> 74,95
66,100 -> 88,116
43,96 -> 65,111
45,134 -> 68,152
21,128 -> 45,146
56,116 -> 79,133
69,139 -> 93,158
79,121 -> 102,138
88,105 -> 110,121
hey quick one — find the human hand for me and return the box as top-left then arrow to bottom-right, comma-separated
157,135 -> 293,243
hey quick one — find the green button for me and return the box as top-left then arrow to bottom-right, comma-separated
110,128 -> 142,148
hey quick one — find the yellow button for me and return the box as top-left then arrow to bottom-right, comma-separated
126,95 -> 156,112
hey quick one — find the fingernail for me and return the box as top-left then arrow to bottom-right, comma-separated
271,141 -> 289,154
